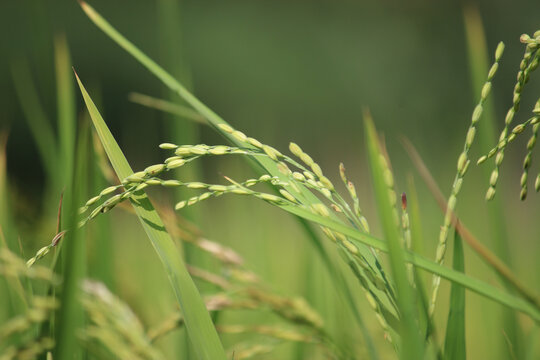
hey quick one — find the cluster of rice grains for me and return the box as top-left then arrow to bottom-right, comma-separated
22,225 -> 336,359
70,121 -> 408,347
478,31 -> 540,200
430,32 -> 540,313
80,280 -> 165,360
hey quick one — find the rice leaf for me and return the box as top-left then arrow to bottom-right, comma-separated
364,112 -> 424,359
0,133 -> 16,251
443,230 -> 466,360
55,121 -> 88,360
74,72 -> 227,360
405,175 -> 434,344
0,134 -> 28,317
54,33 -> 76,187
272,203 -> 540,322
10,58 -> 58,185
128,92 -> 205,124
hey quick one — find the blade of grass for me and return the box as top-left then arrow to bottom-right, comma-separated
0,132 -> 16,250
0,133 -> 23,319
443,230 -> 466,360
271,203 -> 540,322
74,72 -> 227,360
364,112 -> 424,359
128,92 -> 205,124
54,33 -> 76,187
85,89 -> 115,290
55,120 -> 88,360
405,175 -> 437,347
0,133 -> 30,319
10,58 -> 59,186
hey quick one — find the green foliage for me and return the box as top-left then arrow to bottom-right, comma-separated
75,73 -> 227,360
1,2 -> 539,360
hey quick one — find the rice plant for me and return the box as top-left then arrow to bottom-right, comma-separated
1,1 -> 539,360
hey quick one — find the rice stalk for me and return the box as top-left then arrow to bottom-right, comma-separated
429,42 -> 504,315
443,230 -> 466,360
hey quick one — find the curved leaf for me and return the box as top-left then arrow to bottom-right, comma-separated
75,73 -> 226,360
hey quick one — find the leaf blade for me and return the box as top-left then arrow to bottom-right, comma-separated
274,203 -> 540,322
74,72 -> 227,360
364,113 -> 424,358
443,230 -> 466,360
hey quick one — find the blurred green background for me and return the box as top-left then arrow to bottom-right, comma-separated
1,0 -> 539,359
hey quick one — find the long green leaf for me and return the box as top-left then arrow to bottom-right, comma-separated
406,175 -> 435,344
54,33 -> 76,187
443,230 -> 466,360
74,72 -> 227,360
272,203 -> 540,322
10,58 -> 59,185
0,133 -> 17,251
55,120 -> 88,360
364,113 -> 423,359
0,133 -> 29,318
128,92 -> 205,124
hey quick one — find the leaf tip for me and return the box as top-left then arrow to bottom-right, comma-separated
78,1 -> 96,20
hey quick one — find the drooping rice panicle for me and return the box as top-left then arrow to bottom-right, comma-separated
81,280 -> 165,360
78,133 -> 401,342
0,296 -> 58,339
